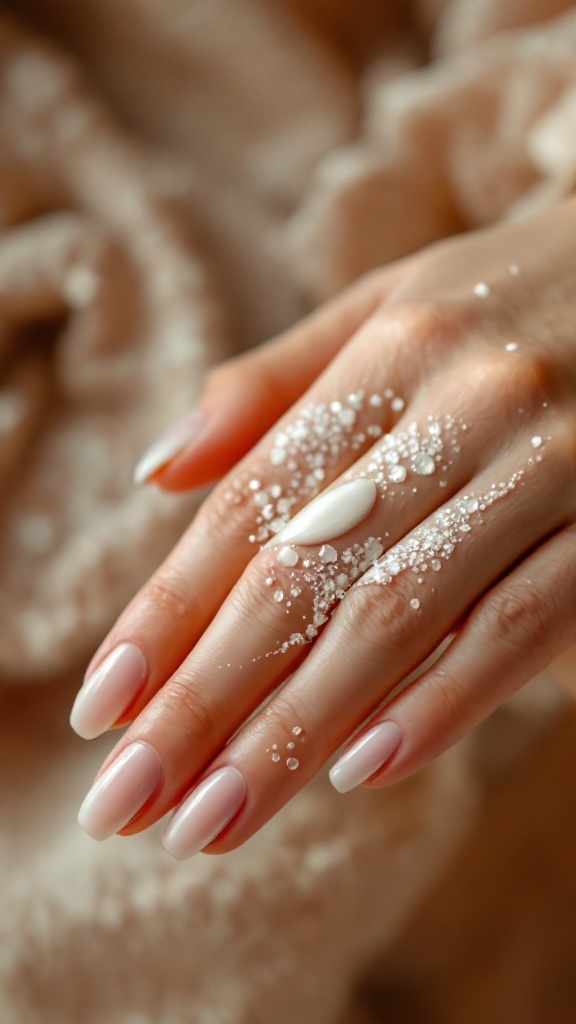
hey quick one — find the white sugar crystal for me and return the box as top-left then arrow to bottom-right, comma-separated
318,544 -> 338,563
413,453 -> 435,476
278,546 -> 298,567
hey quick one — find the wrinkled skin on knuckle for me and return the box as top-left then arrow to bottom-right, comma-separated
339,581 -> 419,671
138,567 -> 201,623
479,583 -> 553,658
156,674 -> 218,745
426,665 -> 475,735
194,472 -> 264,549
252,690 -> 327,772
499,348 -> 561,409
228,553 -> 317,649
379,299 -> 469,370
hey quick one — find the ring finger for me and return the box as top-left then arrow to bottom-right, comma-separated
77,422 -> 566,848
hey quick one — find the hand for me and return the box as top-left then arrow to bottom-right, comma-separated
71,200 -> 576,857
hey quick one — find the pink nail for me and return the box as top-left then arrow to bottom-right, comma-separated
329,721 -> 402,793
133,409 -> 205,485
77,741 -> 162,840
161,766 -> 246,860
70,643 -> 148,740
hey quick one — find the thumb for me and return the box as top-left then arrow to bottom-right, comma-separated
133,267 -> 400,491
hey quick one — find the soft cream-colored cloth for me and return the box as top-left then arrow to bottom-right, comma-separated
1,3 -> 575,1021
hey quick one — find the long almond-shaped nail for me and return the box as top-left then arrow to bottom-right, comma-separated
78,741 -> 162,840
161,766 -> 246,860
269,478 -> 377,547
329,721 -> 402,793
133,408 -> 204,485
70,643 -> 148,740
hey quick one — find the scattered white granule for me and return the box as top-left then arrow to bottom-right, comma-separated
318,544 -> 338,563
278,546 -> 299,567
389,464 -> 407,483
413,452 -> 435,476
357,472 -> 525,589
474,282 -> 490,297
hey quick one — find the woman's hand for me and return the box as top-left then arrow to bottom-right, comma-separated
71,200 -> 576,857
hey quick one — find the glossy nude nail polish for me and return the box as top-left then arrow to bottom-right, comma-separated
329,721 -> 402,793
70,643 -> 148,740
78,741 -> 162,840
133,408 -> 205,485
162,766 -> 246,860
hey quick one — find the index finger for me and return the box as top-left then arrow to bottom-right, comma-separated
71,269 -> 407,739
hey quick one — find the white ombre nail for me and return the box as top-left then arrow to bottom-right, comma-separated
270,479 -> 377,547
133,409 -> 204,485
70,643 -> 148,740
329,721 -> 402,793
162,766 -> 246,860
78,741 -> 162,840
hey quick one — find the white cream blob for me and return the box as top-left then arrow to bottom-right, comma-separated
270,478 -> 377,547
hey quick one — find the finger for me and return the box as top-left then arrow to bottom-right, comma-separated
73,283 -> 425,739
332,524 -> 576,792
77,432 -> 565,846
173,442 -> 566,852
74,326 -> 548,744
132,266 -> 405,491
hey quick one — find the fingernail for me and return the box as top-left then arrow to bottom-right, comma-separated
133,409 -> 205,485
70,643 -> 148,740
268,478 -> 377,548
161,766 -> 246,860
329,721 -> 402,793
78,741 -> 162,840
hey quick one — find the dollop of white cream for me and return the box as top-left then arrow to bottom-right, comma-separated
272,479 -> 377,546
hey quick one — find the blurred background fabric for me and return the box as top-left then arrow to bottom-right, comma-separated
0,2 -> 575,1021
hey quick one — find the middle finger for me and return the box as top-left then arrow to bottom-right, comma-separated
76,387 -> 548,839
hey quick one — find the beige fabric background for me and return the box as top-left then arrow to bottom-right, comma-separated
0,2 -> 575,1020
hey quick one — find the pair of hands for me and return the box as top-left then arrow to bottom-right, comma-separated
71,200 -> 576,858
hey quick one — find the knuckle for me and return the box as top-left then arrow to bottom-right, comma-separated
229,564 -> 272,621
432,667 -> 473,731
258,690 -> 320,762
479,583 -> 548,654
195,475 -> 260,547
502,350 -> 557,407
380,300 -> 469,368
231,554 -> 314,630
140,570 -> 195,620
342,581 -> 416,655
159,677 -> 217,743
